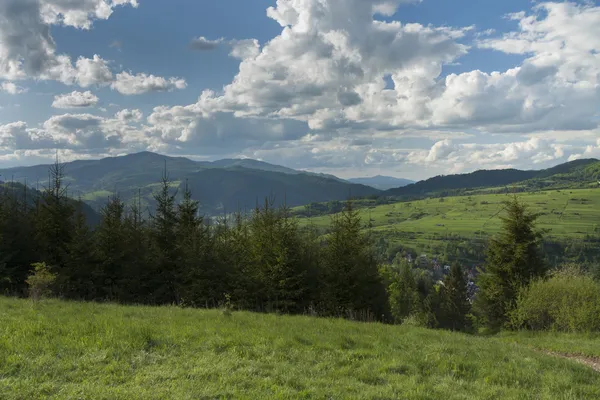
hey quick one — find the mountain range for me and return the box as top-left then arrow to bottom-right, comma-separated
1,152 -> 598,216
0,152 -> 382,214
348,176 -> 414,190
383,158 -> 600,198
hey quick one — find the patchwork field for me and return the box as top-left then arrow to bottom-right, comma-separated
1,297 -> 599,399
299,188 -> 600,256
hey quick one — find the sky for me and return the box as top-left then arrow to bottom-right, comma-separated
0,0 -> 599,180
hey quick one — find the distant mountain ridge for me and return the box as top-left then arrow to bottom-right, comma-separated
348,175 -> 414,190
0,152 -> 380,214
3,154 -> 598,215
383,158 -> 600,197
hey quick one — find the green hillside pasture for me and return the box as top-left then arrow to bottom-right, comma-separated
1,297 -> 599,399
81,190 -> 114,203
301,189 -> 600,254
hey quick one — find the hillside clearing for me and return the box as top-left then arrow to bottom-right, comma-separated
1,298 -> 599,399
299,188 -> 600,258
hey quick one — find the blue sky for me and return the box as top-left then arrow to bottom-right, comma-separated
0,0 -> 599,179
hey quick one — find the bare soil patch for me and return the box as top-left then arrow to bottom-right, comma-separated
544,351 -> 600,372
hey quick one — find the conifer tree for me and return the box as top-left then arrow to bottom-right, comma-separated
35,157 -> 75,270
322,200 -> 388,319
387,261 -> 418,323
249,199 -> 313,313
214,211 -> 254,309
94,195 -> 128,300
175,181 -> 219,306
62,200 -> 98,299
0,184 -> 38,294
439,263 -> 471,331
474,195 -> 547,331
149,165 -> 179,303
121,190 -> 149,303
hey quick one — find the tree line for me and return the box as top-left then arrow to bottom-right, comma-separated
2,160 -> 597,333
0,161 -> 389,319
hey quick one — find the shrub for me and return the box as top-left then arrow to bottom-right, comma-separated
384,262 -> 418,323
25,262 -> 57,301
509,265 -> 600,332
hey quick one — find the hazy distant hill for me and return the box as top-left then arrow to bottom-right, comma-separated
186,167 -> 378,212
0,152 -> 380,214
348,175 -> 414,190
0,181 -> 100,225
383,159 -> 600,198
209,158 -> 300,175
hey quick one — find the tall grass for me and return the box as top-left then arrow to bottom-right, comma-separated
1,297 -> 599,399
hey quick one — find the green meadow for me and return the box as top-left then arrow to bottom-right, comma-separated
1,297 -> 599,399
299,188 -> 600,254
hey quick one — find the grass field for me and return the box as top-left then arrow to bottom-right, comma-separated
1,297 -> 599,399
300,188 -> 600,255
80,190 -> 114,202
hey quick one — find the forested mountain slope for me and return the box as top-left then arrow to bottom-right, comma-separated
349,175 -> 414,190
0,152 -> 380,213
384,159 -> 600,197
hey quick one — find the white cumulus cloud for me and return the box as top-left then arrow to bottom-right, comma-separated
115,108 -> 143,122
189,36 -> 223,51
0,82 -> 27,94
2,0 -> 600,178
52,91 -> 100,109
229,39 -> 261,60
111,72 -> 187,95
0,0 -> 136,82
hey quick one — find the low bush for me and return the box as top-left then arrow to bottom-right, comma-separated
510,265 -> 600,332
25,262 -> 57,301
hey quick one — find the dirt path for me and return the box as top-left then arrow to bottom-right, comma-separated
544,351 -> 600,373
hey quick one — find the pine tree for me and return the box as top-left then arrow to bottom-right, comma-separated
62,200 -> 98,299
439,263 -> 471,331
0,184 -> 38,295
149,165 -> 179,304
322,200 -> 388,320
121,190 -> 150,303
175,181 -> 219,306
245,198 -> 309,312
94,195 -> 128,300
214,210 -> 255,310
474,195 -> 547,331
35,157 -> 75,270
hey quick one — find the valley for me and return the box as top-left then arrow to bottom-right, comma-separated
297,188 -> 600,264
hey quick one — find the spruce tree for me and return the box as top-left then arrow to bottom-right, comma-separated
387,261 -> 418,323
35,157 -> 75,270
149,165 -> 179,304
246,198 -> 310,312
439,263 -> 471,331
62,201 -> 98,299
121,190 -> 150,303
176,181 -> 218,306
0,184 -> 38,295
474,195 -> 546,331
214,211 -> 254,310
322,200 -> 388,320
94,195 -> 128,300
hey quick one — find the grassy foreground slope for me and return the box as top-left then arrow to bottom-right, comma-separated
1,298 -> 599,399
